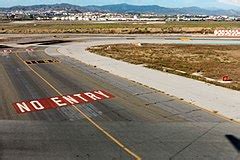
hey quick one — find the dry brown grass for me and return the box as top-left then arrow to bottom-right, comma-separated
88,44 -> 240,90
1,21 -> 240,34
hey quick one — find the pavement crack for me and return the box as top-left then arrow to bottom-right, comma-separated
169,122 -> 221,160
145,99 -> 175,106
185,109 -> 202,114
134,91 -> 159,96
165,109 -> 201,119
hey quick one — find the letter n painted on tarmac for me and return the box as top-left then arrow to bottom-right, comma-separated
62,96 -> 79,104
14,102 -> 31,113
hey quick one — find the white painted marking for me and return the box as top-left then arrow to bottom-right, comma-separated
94,90 -> 110,98
74,94 -> 89,102
30,101 -> 45,110
51,97 -> 67,107
84,92 -> 101,100
62,95 -> 79,104
15,102 -> 31,113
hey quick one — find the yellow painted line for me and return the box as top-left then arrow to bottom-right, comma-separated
180,37 -> 191,41
43,60 -> 49,63
25,61 -> 32,65
55,47 -> 240,126
15,53 -> 141,160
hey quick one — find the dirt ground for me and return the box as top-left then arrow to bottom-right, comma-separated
1,21 -> 240,34
88,44 -> 240,90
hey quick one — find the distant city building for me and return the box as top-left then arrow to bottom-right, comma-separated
0,9 -> 239,22
0,12 -> 7,20
214,29 -> 240,36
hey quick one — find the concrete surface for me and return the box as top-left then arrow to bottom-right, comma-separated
1,35 -> 240,160
49,37 -> 240,122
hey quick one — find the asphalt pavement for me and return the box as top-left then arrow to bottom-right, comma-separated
0,37 -> 240,160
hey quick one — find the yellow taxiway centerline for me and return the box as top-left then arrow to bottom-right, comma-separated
15,52 -> 141,160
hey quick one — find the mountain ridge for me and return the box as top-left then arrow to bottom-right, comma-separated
0,3 -> 239,16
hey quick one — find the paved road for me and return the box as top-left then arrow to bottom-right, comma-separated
53,37 -> 240,122
0,38 -> 240,159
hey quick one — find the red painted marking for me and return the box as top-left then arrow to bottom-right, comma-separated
13,90 -> 114,114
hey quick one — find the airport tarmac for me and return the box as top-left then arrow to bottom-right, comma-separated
0,35 -> 240,160
53,37 -> 240,122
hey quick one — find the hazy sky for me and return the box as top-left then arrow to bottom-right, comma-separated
1,0 -> 240,9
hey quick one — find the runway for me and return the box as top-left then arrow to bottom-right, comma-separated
1,36 -> 240,159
